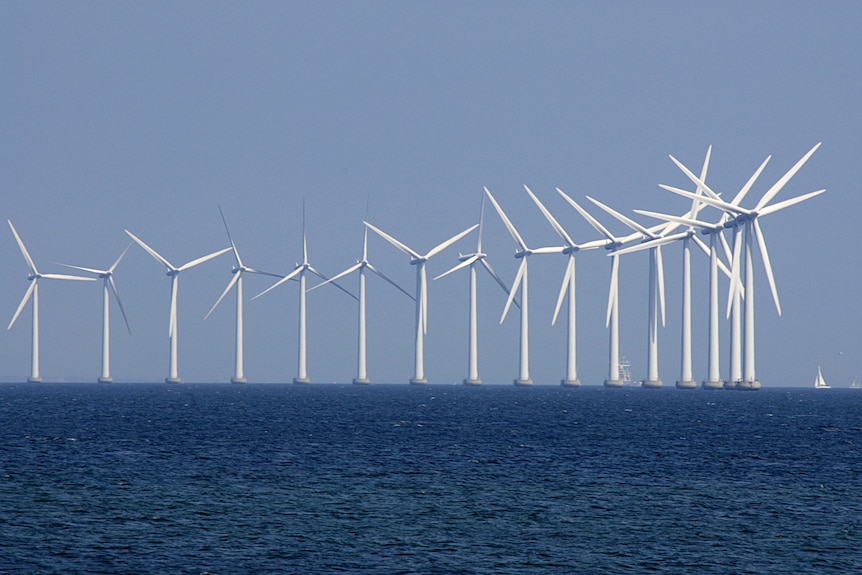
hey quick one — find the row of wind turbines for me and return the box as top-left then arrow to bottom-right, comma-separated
5,143 -> 824,387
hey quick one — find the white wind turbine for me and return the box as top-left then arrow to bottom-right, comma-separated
556,190 -> 651,387
612,146 -> 716,389
60,242 -> 133,383
523,185 -> 605,386
125,229 -> 231,384
205,207 -> 283,384
662,142 -> 824,389
7,220 -> 95,383
485,186 -> 563,386
309,224 -> 413,385
434,192 -> 516,386
253,209 -> 356,384
364,220 -> 478,385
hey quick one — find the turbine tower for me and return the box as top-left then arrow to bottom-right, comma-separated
485,187 -> 562,386
662,142 -> 824,389
205,207 -> 282,384
7,220 -> 95,383
586,196 -> 690,389
557,191 -> 649,387
309,225 -> 413,385
364,220 -> 478,385
60,242 -> 133,383
523,185 -> 604,386
253,207 -> 355,384
434,192 -> 515,386
125,230 -> 231,384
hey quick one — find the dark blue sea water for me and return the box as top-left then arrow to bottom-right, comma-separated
1,383 -> 860,574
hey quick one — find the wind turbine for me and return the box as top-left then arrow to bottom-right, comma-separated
253,208 -> 356,384
585,195 -> 694,389
485,187 -> 562,386
7,220 -> 95,383
434,192 -> 516,386
523,185 -> 605,386
60,242 -> 133,383
613,146 -> 716,389
661,142 -> 824,389
309,224 -> 413,385
125,229 -> 232,384
364,220 -> 478,385
205,207 -> 282,384
556,190 -> 651,387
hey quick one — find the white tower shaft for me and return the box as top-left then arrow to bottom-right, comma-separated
704,233 -> 723,388
741,220 -> 760,389
295,269 -> 310,384
167,275 -> 181,383
232,275 -> 246,384
676,238 -> 696,388
644,247 -> 662,387
465,264 -> 480,385
99,280 -> 112,382
354,268 -> 369,384
410,264 -> 427,384
562,254 -> 580,386
515,258 -> 532,386
606,256 -> 622,387
29,282 -> 41,383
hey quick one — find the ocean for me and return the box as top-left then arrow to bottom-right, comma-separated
0,383 -> 859,574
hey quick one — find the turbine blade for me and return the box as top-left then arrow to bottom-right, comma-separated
125,230 -> 174,270
58,263 -> 106,275
307,262 -> 361,293
755,142 -> 822,211
500,259 -> 526,323
8,281 -> 36,330
525,185 -> 576,247
485,187 -> 528,250
7,220 -> 38,274
753,219 -> 781,316
218,205 -> 243,268
557,188 -> 616,242
252,266 -> 302,299
757,189 -> 826,217
367,263 -> 414,300
613,233 -> 686,257
205,272 -> 240,321
433,255 -> 477,281
552,256 -> 574,326
109,276 -> 132,334
587,196 -> 654,238
634,209 -> 714,231
178,247 -> 232,272
479,259 -> 517,308
40,273 -> 96,281
689,144 -> 713,219
307,265 -> 357,300
425,224 -> 479,259
659,185 -> 748,216
363,221 -> 421,259
476,192 -> 486,253
732,156 -> 771,206
726,226 -> 743,318
109,242 -> 134,274
668,155 -> 723,201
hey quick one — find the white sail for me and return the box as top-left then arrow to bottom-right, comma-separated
814,366 -> 830,389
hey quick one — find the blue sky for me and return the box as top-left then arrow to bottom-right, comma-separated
1,1 -> 858,386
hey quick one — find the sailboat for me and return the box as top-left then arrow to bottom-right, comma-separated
814,366 -> 830,389
850,376 -> 860,389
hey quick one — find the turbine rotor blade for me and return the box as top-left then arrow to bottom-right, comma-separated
726,226 -> 743,318
363,221 -> 421,259
607,254 -> 619,327
552,256 -> 574,326
753,219 -> 781,316
125,230 -> 175,270
109,242 -> 134,274
307,265 -> 357,300
479,258 -> 517,308
8,281 -> 36,330
500,259 -> 526,323
732,156 -> 771,206
757,189 -> 825,217
58,263 -> 106,275
367,262 -> 414,300
525,185 -> 576,247
433,255 -> 477,281
307,262 -> 361,293
205,271 -> 240,321
40,273 -> 95,281
755,142 -> 822,211
178,247 -> 232,272
252,266 -> 302,299
7,220 -> 38,274
656,246 -> 666,327
425,224 -> 479,259
485,187 -> 528,251
586,196 -> 655,238
557,188 -> 616,243
109,276 -> 132,334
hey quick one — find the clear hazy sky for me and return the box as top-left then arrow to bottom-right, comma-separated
1,1 -> 858,386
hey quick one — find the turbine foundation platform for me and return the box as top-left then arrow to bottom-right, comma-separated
98,376 -> 113,383
724,380 -> 740,390
604,378 -> 624,388
676,379 -> 697,389
27,376 -> 42,383
409,378 -> 428,385
165,377 -> 183,384
230,377 -> 247,384
702,379 -> 724,390
353,378 -> 371,385
293,377 -> 310,385
514,378 -> 533,386
736,379 -> 761,391
561,378 -> 581,387
643,378 -> 663,389
463,378 -> 482,386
